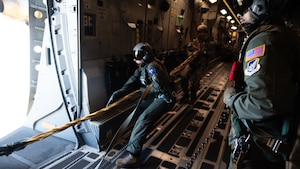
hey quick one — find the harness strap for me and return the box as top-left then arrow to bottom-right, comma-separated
97,84 -> 153,167
241,119 -> 292,160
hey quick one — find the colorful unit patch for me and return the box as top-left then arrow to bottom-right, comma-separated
244,58 -> 261,76
149,67 -> 157,75
245,44 -> 265,62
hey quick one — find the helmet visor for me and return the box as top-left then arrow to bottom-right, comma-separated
134,50 -> 143,60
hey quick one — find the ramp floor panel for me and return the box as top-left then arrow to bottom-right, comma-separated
0,126 -> 75,169
0,62 -> 232,169
42,62 -> 232,169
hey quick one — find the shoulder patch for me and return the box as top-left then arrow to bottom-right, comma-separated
245,44 -> 265,62
244,58 -> 261,76
148,67 -> 157,75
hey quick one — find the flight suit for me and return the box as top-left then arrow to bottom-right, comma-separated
180,38 -> 207,101
226,23 -> 300,169
108,58 -> 175,156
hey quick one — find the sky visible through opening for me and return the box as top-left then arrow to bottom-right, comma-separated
0,13 -> 29,139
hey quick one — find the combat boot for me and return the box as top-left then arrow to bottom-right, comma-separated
116,154 -> 141,168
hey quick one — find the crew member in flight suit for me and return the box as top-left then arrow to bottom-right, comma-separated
223,0 -> 300,169
106,42 -> 176,168
180,24 -> 209,103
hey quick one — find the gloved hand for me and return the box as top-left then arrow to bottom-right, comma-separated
106,94 -> 116,107
223,87 -> 236,106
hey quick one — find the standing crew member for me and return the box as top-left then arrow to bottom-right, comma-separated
223,0 -> 300,169
106,42 -> 176,168
180,24 -> 209,103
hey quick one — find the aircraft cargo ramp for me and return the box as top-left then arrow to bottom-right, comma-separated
0,62 -> 232,169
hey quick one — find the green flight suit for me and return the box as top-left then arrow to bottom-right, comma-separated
227,23 -> 300,169
180,38 -> 207,101
108,58 -> 175,156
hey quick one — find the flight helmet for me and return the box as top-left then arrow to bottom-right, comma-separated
133,42 -> 154,63
233,0 -> 268,20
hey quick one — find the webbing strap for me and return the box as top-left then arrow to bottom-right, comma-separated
241,119 -> 291,159
102,84 -> 153,158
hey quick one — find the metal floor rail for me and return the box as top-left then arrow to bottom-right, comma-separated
41,62 -> 232,169
0,62 -> 232,169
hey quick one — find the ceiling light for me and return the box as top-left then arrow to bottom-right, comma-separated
138,0 -> 142,7
127,23 -> 136,29
220,9 -> 227,15
157,26 -> 163,32
209,0 -> 217,3
226,15 -> 232,20
231,26 -> 237,30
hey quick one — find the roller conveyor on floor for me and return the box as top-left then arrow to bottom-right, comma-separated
0,62 -> 232,169
42,62 -> 232,169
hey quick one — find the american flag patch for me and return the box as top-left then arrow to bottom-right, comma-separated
245,44 -> 265,62
149,67 -> 157,75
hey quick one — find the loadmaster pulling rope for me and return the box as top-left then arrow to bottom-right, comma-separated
0,90 -> 141,156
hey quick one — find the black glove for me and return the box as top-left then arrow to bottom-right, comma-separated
223,87 -> 236,106
106,93 -> 117,107
106,95 -> 114,107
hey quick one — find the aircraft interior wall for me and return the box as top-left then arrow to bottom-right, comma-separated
79,0 -> 222,112
1,0 -> 300,168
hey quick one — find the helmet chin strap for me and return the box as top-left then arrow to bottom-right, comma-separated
241,21 -> 258,34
